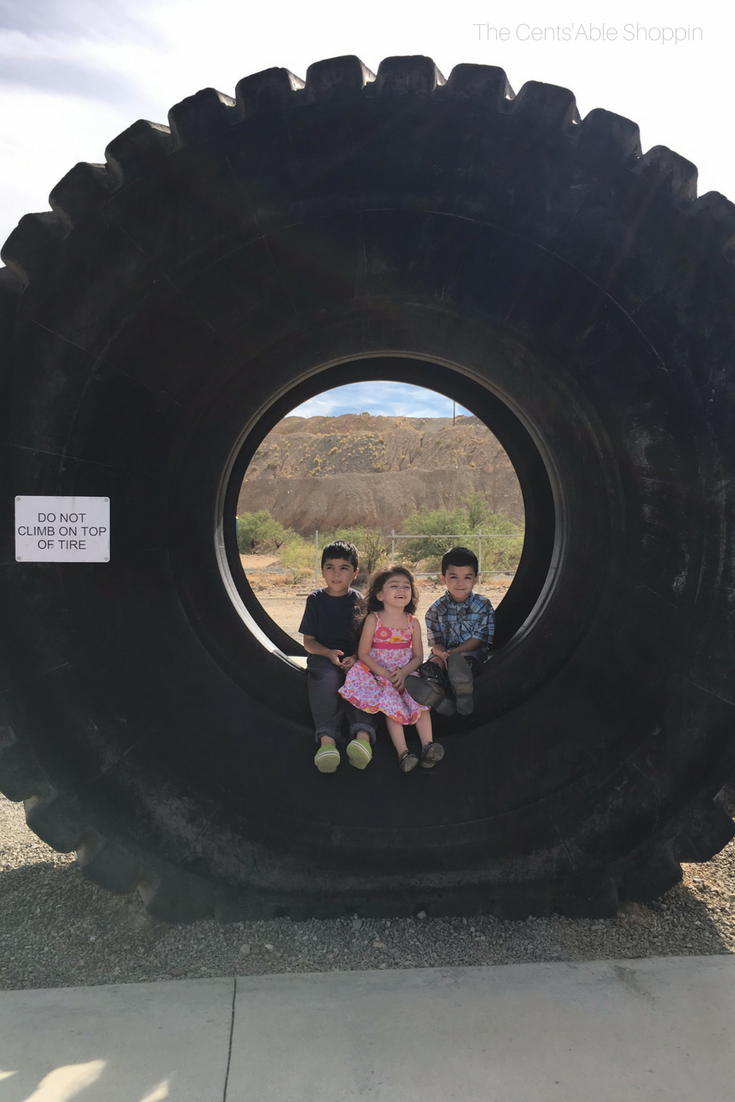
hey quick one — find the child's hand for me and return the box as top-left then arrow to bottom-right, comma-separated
389,668 -> 407,692
371,665 -> 392,685
431,647 -> 448,668
340,654 -> 357,670
327,649 -> 345,666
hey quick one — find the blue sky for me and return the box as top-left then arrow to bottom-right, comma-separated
291,382 -> 472,419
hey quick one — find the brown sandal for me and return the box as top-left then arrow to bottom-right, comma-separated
399,750 -> 419,773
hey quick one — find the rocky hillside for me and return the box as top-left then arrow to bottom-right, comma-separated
237,414 -> 523,535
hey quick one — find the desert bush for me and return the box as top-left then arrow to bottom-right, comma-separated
400,501 -> 524,572
278,527 -> 390,585
236,510 -> 292,554
278,537 -> 317,581
356,528 -> 390,574
400,507 -> 469,562
464,491 -> 493,529
477,531 -> 524,573
329,527 -> 389,576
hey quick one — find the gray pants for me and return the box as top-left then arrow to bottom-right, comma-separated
306,655 -> 377,745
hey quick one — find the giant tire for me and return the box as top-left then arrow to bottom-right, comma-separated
1,56 -> 734,922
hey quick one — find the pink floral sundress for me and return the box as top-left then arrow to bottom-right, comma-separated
339,612 -> 428,725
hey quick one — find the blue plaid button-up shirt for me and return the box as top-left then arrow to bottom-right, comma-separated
425,590 -> 495,652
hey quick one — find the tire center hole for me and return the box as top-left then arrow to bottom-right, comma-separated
231,380 -> 526,661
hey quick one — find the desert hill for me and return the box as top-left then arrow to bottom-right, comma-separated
237,414 -> 523,535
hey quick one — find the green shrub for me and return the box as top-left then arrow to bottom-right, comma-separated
236,510 -> 291,554
279,537 -> 317,580
319,527 -> 390,578
464,491 -> 493,529
400,507 -> 470,563
400,501 -> 524,573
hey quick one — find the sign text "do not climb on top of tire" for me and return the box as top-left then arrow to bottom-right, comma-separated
15,496 -> 110,562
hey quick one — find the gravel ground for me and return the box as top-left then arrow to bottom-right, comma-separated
2,793 -> 734,991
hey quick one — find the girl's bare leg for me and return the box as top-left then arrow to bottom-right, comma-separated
386,718 -> 408,758
415,710 -> 433,747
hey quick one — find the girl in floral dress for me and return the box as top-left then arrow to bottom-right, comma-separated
339,566 -> 444,773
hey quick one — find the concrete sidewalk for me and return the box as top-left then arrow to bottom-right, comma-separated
1,956 -> 734,1101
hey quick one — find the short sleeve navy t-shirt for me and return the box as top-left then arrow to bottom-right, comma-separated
299,588 -> 361,655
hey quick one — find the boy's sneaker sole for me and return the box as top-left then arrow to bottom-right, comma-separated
433,694 -> 456,716
346,739 -> 373,769
447,654 -> 474,715
405,673 -> 445,709
314,746 -> 340,772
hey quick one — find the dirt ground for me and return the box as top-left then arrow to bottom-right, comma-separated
240,554 -> 511,652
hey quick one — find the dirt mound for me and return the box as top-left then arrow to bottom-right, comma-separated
238,415 -> 522,534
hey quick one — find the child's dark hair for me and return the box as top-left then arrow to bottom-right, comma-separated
441,545 -> 479,575
355,565 -> 419,635
321,539 -> 358,571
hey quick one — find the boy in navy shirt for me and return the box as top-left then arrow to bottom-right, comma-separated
299,540 -> 377,772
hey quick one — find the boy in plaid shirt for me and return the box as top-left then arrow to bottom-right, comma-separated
406,546 -> 494,716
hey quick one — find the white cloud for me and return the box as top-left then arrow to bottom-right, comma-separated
0,0 -> 153,41
291,383 -> 472,419
0,56 -> 140,100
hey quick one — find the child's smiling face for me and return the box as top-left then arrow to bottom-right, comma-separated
442,564 -> 477,603
321,556 -> 358,596
377,573 -> 413,610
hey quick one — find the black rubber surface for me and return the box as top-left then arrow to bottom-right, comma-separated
1,56 -> 734,921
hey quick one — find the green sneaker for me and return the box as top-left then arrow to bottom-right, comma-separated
346,738 -> 373,769
314,745 -> 340,773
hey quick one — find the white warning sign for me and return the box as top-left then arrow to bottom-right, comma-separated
15,496 -> 110,563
